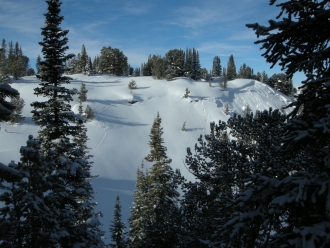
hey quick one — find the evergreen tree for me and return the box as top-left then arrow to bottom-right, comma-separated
182,121 -> 234,247
184,48 -> 192,77
30,1 -> 102,246
151,56 -> 165,80
87,56 -> 93,75
0,39 -> 11,84
165,49 -> 185,77
80,44 -> 88,74
128,162 -> 148,248
212,55 -> 222,77
191,49 -> 201,80
227,54 -> 237,80
78,82 -> 88,103
99,46 -> 128,76
261,71 -> 268,83
241,0 -> 330,246
36,55 -> 42,75
0,136 -> 59,247
218,109 -> 287,247
109,195 -> 126,248
85,104 -> 95,120
131,113 -> 181,247
0,43 -> 19,121
9,96 -> 25,123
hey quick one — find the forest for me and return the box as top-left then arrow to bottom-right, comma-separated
0,0 -> 329,247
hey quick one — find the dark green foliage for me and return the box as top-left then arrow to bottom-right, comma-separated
128,162 -> 148,248
238,0 -> 330,246
165,49 -> 185,77
238,63 -> 254,79
9,96 -> 25,123
267,73 -> 293,96
6,41 -> 29,80
109,195 -> 126,248
212,55 -> 222,77
183,88 -> 190,98
27,1 -> 102,246
99,46 -> 128,76
129,113 -> 181,247
0,40 -> 20,122
78,82 -> 88,103
182,121 -> 234,247
227,54 -> 237,80
151,56 -> 165,80
85,104 -> 95,120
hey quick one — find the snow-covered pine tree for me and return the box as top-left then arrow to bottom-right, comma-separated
85,105 -> 95,120
227,54 -> 237,80
141,113 -> 181,247
0,65 -> 19,122
109,195 -> 126,248
0,136 -> 62,247
78,82 -> 88,103
9,96 -> 25,123
128,161 -> 148,248
0,39 -> 11,85
191,49 -> 201,81
80,44 -> 88,74
218,109 -> 287,247
184,48 -> 192,77
182,121 -> 235,247
212,55 -> 222,77
151,56 -> 165,80
30,0 -> 102,246
36,54 -> 42,75
245,0 -> 330,246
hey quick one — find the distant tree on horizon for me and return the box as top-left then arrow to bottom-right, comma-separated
227,54 -> 237,80
212,55 -> 222,77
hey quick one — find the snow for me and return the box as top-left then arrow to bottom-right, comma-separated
0,74 -> 291,240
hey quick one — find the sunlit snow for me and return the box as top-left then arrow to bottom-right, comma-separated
0,74 -> 291,240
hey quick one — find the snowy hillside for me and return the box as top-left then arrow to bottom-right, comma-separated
0,74 -> 291,240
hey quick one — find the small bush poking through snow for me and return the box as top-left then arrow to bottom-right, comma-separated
128,80 -> 137,90
183,88 -> 190,98
181,121 -> 186,131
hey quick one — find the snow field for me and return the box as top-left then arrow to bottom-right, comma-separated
0,74 -> 291,239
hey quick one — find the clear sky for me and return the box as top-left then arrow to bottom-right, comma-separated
1,0 -> 304,86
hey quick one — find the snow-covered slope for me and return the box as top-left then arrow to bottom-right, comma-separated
0,74 -> 291,240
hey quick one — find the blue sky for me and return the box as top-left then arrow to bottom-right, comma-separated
1,0 -> 304,86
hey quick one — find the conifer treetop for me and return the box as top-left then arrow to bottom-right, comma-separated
145,112 -> 169,163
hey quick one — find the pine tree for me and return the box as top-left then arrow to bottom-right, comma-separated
223,102 -> 229,115
78,82 -> 88,103
0,43 -> 19,122
128,162 -> 148,248
182,121 -> 234,247
212,55 -> 222,77
183,88 -> 190,98
29,1 -> 102,246
133,113 -> 182,247
5,136 -> 61,247
109,195 -> 126,248
218,109 -> 287,247
242,0 -> 330,246
9,96 -> 25,123
80,44 -> 88,74
191,49 -> 201,80
0,39 -> 11,84
85,104 -> 95,120
36,55 -> 42,74
227,54 -> 237,80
